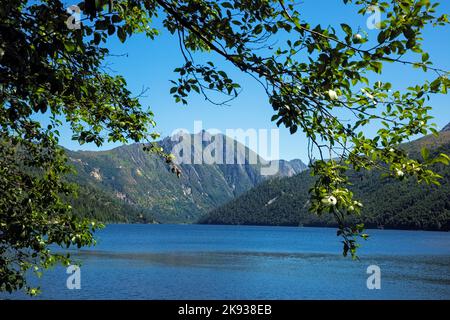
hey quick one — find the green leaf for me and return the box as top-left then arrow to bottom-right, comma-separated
254,24 -> 263,35
421,147 -> 430,161
340,23 -> 352,36
117,28 -> 126,43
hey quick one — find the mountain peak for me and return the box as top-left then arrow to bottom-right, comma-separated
442,122 -> 450,132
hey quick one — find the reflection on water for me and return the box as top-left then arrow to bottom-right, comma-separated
75,249 -> 341,267
2,224 -> 450,300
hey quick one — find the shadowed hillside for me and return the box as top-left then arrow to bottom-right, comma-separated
199,124 -> 450,230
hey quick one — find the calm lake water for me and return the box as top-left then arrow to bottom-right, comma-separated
3,224 -> 450,299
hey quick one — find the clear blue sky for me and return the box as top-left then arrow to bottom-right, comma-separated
56,0 -> 450,162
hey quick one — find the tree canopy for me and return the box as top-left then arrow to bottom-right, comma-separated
1,0 -> 449,294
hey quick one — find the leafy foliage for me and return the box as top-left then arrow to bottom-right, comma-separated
1,0 -> 449,294
0,0 -> 160,295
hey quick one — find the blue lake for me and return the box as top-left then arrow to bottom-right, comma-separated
3,224 -> 450,299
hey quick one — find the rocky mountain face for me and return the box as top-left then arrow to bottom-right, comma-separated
67,131 -> 307,223
442,122 -> 450,132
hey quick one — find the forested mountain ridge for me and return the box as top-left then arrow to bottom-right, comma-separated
199,124 -> 450,230
66,184 -> 156,223
67,131 -> 306,223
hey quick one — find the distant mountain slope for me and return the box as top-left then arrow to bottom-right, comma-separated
66,184 -> 156,223
67,131 -> 306,223
199,124 -> 450,231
